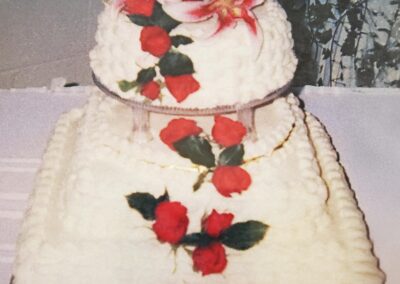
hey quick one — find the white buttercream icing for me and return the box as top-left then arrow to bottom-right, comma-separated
90,0 -> 297,108
13,90 -> 384,283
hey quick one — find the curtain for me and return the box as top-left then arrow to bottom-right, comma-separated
278,0 -> 400,87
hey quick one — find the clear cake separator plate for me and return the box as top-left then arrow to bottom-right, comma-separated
92,72 -> 292,142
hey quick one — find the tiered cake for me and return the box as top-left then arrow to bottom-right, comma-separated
13,0 -> 384,283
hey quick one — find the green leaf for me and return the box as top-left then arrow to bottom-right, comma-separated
341,31 -> 357,56
118,80 -> 138,92
151,2 -> 180,32
356,66 -> 375,87
171,35 -> 194,47
174,136 -> 216,168
127,14 -> 153,27
322,48 -> 331,60
127,2 -> 180,32
315,29 -> 332,44
126,192 -> 169,221
220,221 -> 268,250
180,233 -> 214,247
337,0 -> 350,14
309,2 -> 335,29
347,7 -> 363,31
159,51 -> 195,76
218,144 -> 245,166
136,67 -> 156,85
157,190 -> 170,204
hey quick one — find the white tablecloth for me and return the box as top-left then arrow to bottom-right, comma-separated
1,86 -> 399,283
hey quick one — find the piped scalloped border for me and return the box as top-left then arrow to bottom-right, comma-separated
305,113 -> 385,283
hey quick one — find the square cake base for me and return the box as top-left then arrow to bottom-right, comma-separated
13,91 -> 384,284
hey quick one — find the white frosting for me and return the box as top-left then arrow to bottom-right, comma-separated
13,89 -> 384,283
90,0 -> 297,108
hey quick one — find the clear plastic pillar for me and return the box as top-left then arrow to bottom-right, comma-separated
131,105 -> 152,142
237,106 -> 257,142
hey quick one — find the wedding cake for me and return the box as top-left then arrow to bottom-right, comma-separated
13,0 -> 384,283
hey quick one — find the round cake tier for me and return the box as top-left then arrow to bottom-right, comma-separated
90,0 -> 297,109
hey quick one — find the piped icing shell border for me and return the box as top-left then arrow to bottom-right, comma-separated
13,108 -> 83,284
305,113 -> 385,283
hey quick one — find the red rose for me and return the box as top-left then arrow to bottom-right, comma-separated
193,242 -> 227,276
160,118 -> 203,150
212,166 -> 251,197
140,81 -> 160,100
202,210 -> 234,237
152,201 -> 189,244
140,26 -> 171,57
123,0 -> 155,16
164,74 -> 200,103
212,116 -> 247,147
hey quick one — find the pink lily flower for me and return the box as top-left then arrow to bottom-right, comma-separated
162,0 -> 264,37
114,0 -> 125,9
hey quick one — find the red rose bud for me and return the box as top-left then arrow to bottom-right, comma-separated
140,81 -> 160,100
203,209 -> 234,238
212,166 -> 251,197
152,201 -> 189,244
164,74 -> 200,103
193,242 -> 227,276
140,26 -> 171,57
160,118 -> 203,150
212,116 -> 247,147
123,0 -> 155,17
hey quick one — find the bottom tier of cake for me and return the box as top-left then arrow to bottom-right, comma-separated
13,89 -> 384,284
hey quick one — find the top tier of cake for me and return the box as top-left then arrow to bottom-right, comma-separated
90,0 -> 297,109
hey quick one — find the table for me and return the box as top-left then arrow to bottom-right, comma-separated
1,86 -> 399,283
